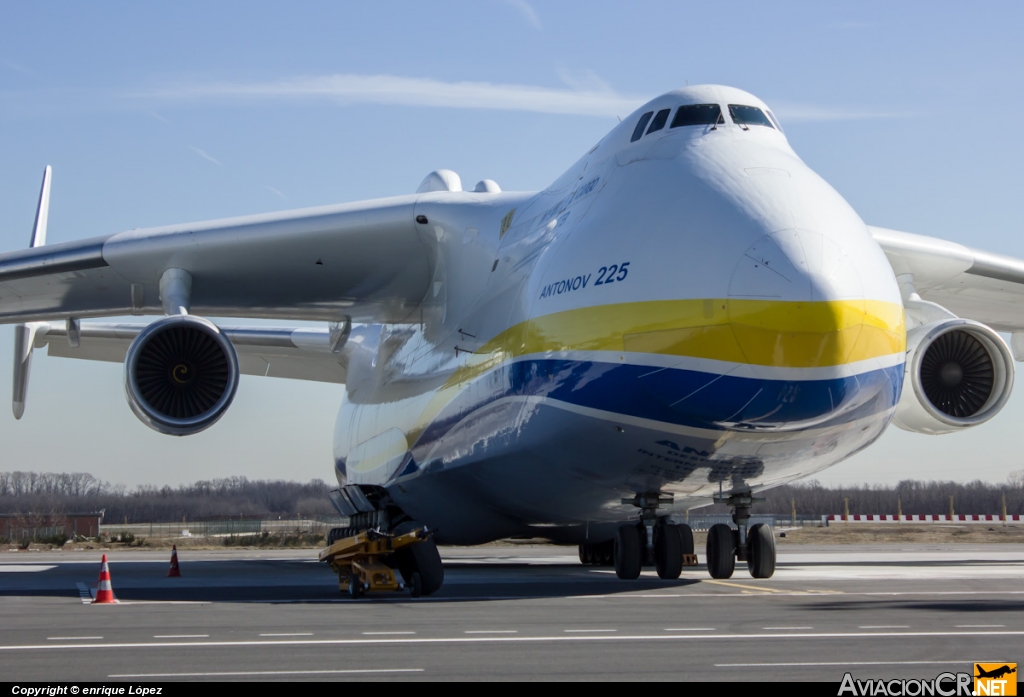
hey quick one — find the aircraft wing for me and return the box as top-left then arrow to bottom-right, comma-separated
34,322 -> 349,384
870,226 -> 1024,333
0,195 -> 432,325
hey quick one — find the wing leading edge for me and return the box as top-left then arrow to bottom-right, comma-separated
871,226 -> 1024,333
0,194 -> 434,324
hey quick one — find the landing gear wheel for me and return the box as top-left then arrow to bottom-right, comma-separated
747,523 -> 776,579
578,544 -> 589,564
654,524 -> 683,580
677,523 -> 694,555
348,575 -> 363,598
392,521 -> 444,596
706,523 -> 736,579
614,524 -> 642,580
409,571 -> 423,598
601,541 -> 614,566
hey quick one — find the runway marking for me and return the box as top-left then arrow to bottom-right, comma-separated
259,633 -> 312,637
464,630 -> 517,634
703,580 -> 784,593
564,629 -> 616,633
664,628 -> 716,631
108,669 -> 425,678
76,582 -> 92,604
717,660 -> 974,668
47,636 -> 102,641
8,629 -> 1024,653
762,626 -> 813,630
154,635 -> 209,639
859,626 -> 909,629
0,565 -> 56,572
956,624 -> 1005,628
362,631 -> 416,635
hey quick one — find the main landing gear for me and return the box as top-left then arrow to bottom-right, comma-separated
591,492 -> 697,581
705,493 -> 776,579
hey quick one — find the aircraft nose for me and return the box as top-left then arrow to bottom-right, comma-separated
700,227 -> 905,428
726,228 -> 902,370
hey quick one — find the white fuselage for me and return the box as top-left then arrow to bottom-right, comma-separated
332,86 -> 906,544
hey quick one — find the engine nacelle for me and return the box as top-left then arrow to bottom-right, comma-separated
893,318 -> 1014,435
124,315 -> 240,436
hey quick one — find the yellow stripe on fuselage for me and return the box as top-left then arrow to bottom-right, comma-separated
524,298 -> 905,367
406,298 -> 906,444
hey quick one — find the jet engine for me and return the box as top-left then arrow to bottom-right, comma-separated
893,318 -> 1014,435
124,315 -> 240,436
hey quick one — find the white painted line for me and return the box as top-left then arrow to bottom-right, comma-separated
259,633 -> 312,637
564,629 -> 617,633
47,636 -> 102,641
0,565 -> 56,572
464,630 -> 518,634
664,628 -> 716,632
761,626 -> 813,630
717,660 -> 974,668
956,624 -> 1005,628
859,625 -> 909,629
6,629 -> 1023,652
109,669 -> 425,678
362,631 -> 416,635
153,635 -> 209,639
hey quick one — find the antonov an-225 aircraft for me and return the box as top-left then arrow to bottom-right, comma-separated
5,85 -> 1024,594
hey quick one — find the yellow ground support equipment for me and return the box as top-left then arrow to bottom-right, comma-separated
319,526 -> 433,597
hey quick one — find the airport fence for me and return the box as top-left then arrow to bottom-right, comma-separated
680,514 -> 824,532
100,516 -> 349,539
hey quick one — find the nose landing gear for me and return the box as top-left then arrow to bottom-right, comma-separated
608,492 -> 697,580
705,493 -> 776,579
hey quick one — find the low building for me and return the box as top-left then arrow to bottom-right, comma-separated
0,511 -> 105,540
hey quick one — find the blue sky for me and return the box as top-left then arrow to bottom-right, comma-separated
1,2 -> 1023,487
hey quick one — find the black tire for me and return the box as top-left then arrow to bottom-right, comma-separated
677,524 -> 694,555
654,524 -> 683,580
349,575 -> 363,598
578,544 -> 588,564
706,523 -> 736,579
614,524 -> 642,580
747,523 -> 776,579
392,521 -> 444,596
409,571 -> 423,598
601,541 -> 614,566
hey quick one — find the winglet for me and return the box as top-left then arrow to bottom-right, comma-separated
30,165 -> 51,248
12,166 -> 52,419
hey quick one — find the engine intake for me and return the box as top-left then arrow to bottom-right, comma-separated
893,319 -> 1014,435
124,315 -> 240,436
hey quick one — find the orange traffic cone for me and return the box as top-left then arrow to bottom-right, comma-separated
167,545 -> 181,578
92,554 -> 118,604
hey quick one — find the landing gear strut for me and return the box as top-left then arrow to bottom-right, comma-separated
610,492 -> 696,580
705,493 -> 776,579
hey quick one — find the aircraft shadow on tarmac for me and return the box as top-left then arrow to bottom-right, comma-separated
798,599 -> 1024,614
0,559 -> 705,604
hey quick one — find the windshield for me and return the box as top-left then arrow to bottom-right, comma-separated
728,105 -> 775,129
670,104 -> 724,128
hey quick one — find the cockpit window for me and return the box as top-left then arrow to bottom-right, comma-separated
670,104 -> 724,128
766,110 -> 783,132
631,112 -> 653,142
646,108 -> 671,135
728,105 -> 775,129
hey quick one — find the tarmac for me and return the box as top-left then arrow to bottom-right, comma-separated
0,543 -> 1022,681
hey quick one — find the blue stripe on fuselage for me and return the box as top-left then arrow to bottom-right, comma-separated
412,358 -> 904,455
